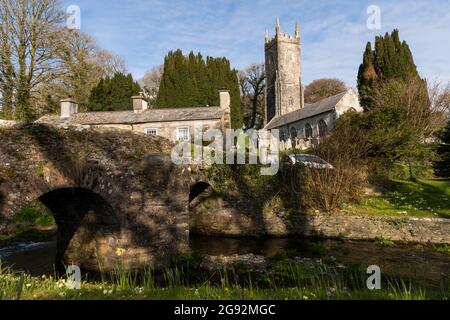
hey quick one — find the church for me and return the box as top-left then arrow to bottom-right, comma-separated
263,19 -> 362,150
38,19 -> 361,149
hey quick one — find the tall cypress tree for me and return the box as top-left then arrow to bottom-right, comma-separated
357,29 -> 421,111
155,50 -> 243,128
88,73 -> 141,111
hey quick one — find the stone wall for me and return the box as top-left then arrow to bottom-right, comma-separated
0,124 -> 194,272
190,190 -> 450,244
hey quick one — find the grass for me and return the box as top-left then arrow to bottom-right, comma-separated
0,201 -> 57,242
345,179 -> 450,219
0,256 -> 446,301
13,201 -> 56,227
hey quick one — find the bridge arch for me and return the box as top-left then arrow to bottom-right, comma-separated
0,125 -> 194,272
36,187 -> 120,273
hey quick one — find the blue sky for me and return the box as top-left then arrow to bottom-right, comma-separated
62,0 -> 450,87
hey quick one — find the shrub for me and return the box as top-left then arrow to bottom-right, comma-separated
296,112 -> 369,212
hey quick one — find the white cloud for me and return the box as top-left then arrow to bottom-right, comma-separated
66,0 -> 450,85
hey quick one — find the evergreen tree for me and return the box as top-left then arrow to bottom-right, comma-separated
88,73 -> 141,112
156,50 -> 243,128
434,121 -> 450,178
357,29 -> 421,111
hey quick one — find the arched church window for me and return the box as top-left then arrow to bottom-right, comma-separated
305,124 -> 312,139
280,129 -> 287,142
290,127 -> 297,140
319,120 -> 328,138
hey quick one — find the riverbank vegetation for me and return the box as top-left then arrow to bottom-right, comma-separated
345,179 -> 450,219
1,252 -> 447,300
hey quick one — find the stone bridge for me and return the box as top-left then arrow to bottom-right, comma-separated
0,124 -> 210,272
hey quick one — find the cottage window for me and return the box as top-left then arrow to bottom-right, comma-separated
145,128 -> 158,136
177,127 -> 190,142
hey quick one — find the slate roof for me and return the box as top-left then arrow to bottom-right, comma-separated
265,90 -> 349,130
38,106 -> 224,126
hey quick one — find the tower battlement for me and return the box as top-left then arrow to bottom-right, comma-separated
265,18 -> 300,45
264,19 -> 304,125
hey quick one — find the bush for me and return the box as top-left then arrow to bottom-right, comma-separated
296,112 -> 369,212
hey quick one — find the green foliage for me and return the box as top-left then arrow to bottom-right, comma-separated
14,202 -> 55,227
434,121 -> 450,178
156,50 -> 243,128
357,29 -> 421,111
88,72 -> 141,111
374,237 -> 395,248
435,245 -> 450,255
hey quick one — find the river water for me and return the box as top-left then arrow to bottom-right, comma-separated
1,236 -> 449,289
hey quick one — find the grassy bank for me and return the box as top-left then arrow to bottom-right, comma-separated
0,255 -> 447,300
345,179 -> 450,219
0,201 -> 57,242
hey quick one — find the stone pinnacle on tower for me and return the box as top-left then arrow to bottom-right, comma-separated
276,17 -> 281,35
265,29 -> 270,43
295,21 -> 300,38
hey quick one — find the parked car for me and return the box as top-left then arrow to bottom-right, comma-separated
284,154 -> 334,169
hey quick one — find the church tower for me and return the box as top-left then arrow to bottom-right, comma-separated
265,19 -> 304,125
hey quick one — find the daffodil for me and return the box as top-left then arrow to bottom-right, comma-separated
115,248 -> 126,256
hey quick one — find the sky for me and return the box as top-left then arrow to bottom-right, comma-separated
62,0 -> 450,87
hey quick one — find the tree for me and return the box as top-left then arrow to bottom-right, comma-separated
239,63 -> 265,129
304,78 -> 347,104
156,50 -> 243,128
357,29 -> 421,111
50,29 -> 127,113
434,121 -> 450,178
139,65 -> 163,107
88,72 -> 141,112
364,77 -> 436,179
0,0 -> 65,121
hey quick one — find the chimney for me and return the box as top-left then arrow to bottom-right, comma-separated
219,90 -> 231,129
219,90 -> 230,112
132,92 -> 149,113
60,98 -> 78,118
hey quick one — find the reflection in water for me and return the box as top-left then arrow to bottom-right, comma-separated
1,236 -> 449,289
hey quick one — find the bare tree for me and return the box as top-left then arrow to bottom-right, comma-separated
304,78 -> 347,104
428,80 -> 450,127
239,63 -> 265,129
52,29 -> 126,112
139,65 -> 163,106
0,0 -> 65,121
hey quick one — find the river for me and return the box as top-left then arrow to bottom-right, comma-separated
1,236 -> 449,290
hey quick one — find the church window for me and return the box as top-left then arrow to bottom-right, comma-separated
290,127 -> 297,140
319,120 -> 328,138
305,124 -> 313,139
280,130 -> 287,142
